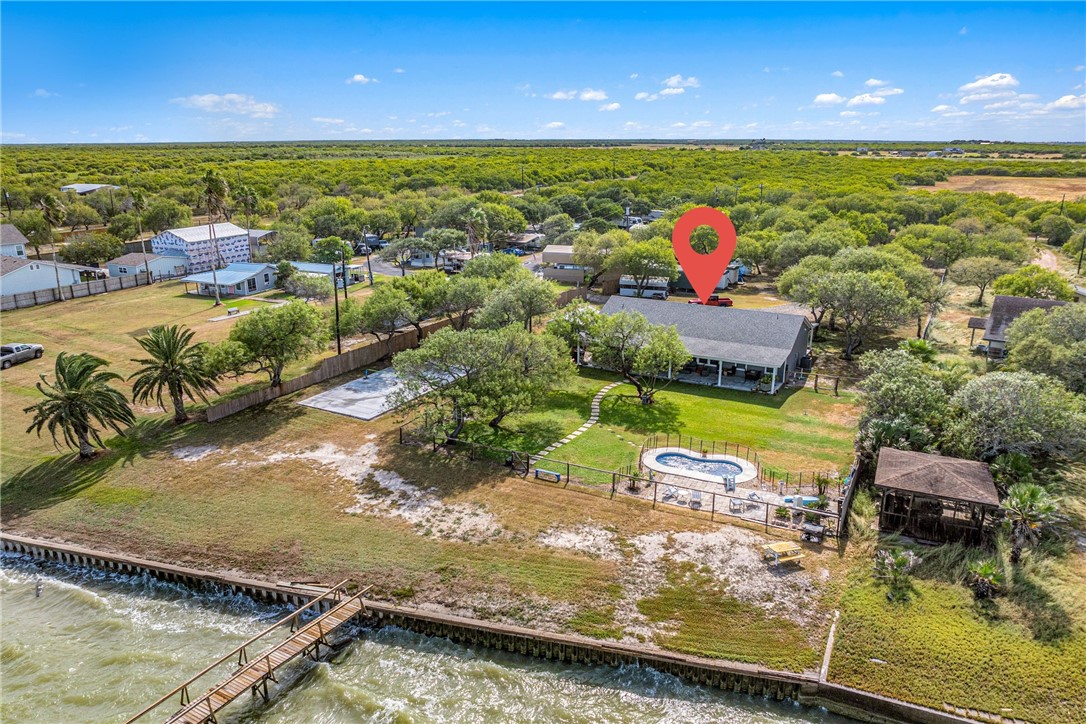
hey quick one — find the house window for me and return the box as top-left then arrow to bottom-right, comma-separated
263,273 -> 270,284
118,267 -> 128,274
247,278 -> 257,292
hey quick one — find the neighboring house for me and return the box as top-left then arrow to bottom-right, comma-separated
672,261 -> 742,296
288,261 -> 366,287
509,232 -> 545,251
541,244 -> 588,284
1,224 -> 30,258
442,250 -> 474,274
106,253 -> 188,279
1074,285 -> 1086,304
248,228 -> 277,258
150,222 -> 251,273
1,256 -> 103,295
974,295 -> 1069,358
618,276 -> 669,299
180,262 -> 277,297
598,296 -> 812,393
873,447 -> 999,544
645,210 -> 666,222
408,248 -> 440,268
60,183 -> 121,195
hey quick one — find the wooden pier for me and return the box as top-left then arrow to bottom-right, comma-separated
126,580 -> 369,724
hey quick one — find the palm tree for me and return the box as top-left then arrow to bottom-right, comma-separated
39,194 -> 68,301
129,325 -> 219,423
129,185 -> 151,278
967,559 -> 1005,599
234,183 -> 258,235
24,352 -> 135,459
1000,482 -> 1059,564
199,169 -> 230,306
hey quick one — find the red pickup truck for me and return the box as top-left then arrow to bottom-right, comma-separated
687,295 -> 734,307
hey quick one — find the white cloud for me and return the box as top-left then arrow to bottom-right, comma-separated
579,88 -> 608,101
663,74 -> 700,88
393,68 -> 405,74
812,93 -> 846,105
346,73 -> 377,84
599,102 -> 621,111
635,92 -> 654,101
32,88 -> 57,98
546,90 -> 576,100
959,73 -> 1019,92
452,120 -> 466,128
941,111 -> 972,117
543,121 -> 565,129
1045,94 -> 1085,111
691,120 -> 712,128
1075,65 -> 1085,72
846,93 -> 886,107
930,104 -> 954,113
959,26 -> 968,35
312,117 -> 345,124
629,73 -> 639,79
960,90 -> 1016,104
1,131 -> 27,139
623,121 -> 644,130
171,93 -> 280,118
671,122 -> 687,128
865,78 -> 888,87
659,87 -> 685,96
831,70 -> 844,78
839,111 -> 861,118
873,87 -> 904,97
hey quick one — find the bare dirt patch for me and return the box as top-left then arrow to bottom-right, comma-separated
923,176 -> 1086,202
171,445 -> 220,462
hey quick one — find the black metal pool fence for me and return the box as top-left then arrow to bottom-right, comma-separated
398,425 -> 850,538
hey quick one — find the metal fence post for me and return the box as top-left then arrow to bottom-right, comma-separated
710,493 -> 716,522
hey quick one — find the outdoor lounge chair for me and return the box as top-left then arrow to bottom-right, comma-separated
662,485 -> 678,501
690,490 -> 702,510
729,498 -> 744,514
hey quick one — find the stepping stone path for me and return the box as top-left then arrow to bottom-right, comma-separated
536,382 -> 622,458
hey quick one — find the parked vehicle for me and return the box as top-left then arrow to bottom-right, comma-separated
687,295 -> 734,307
498,248 -> 527,256
1,343 -> 44,369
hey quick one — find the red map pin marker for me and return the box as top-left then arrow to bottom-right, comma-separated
671,207 -> 738,304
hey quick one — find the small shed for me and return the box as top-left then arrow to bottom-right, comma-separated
873,447 -> 999,544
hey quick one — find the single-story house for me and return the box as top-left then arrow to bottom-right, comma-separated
288,261 -> 367,287
541,244 -> 588,284
60,183 -> 121,196
1074,285 -> 1086,304
1,224 -> 30,259
1,256 -> 104,295
509,232 -> 545,251
873,447 -> 999,544
180,262 -> 277,297
973,295 -> 1069,358
598,296 -> 813,393
107,252 -> 189,279
442,250 -> 474,274
150,222 -> 251,273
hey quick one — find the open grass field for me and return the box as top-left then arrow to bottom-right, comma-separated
923,175 -> 1086,201
0,278 -> 397,471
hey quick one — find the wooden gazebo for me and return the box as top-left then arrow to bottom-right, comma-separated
873,447 -> 999,544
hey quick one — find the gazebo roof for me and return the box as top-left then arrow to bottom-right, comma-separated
873,447 -> 999,507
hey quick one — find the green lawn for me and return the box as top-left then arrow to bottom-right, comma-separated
553,379 -> 858,475
831,576 -> 1086,724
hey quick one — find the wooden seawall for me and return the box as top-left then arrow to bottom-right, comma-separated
2,532 -> 976,724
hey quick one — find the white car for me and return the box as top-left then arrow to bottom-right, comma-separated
1,343 -> 44,369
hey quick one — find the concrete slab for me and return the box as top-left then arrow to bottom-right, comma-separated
297,367 -> 442,421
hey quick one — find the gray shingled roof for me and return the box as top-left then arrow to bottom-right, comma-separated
874,447 -> 999,506
0,256 -> 34,276
1,224 -> 31,246
600,296 -> 810,368
983,295 -> 1069,343
108,252 -> 162,266
967,316 -> 988,330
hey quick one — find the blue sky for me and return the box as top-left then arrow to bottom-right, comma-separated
2,2 -> 1084,143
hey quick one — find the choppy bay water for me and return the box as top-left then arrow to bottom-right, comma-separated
1,555 -> 847,723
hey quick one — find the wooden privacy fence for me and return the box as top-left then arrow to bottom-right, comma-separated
205,317 -> 455,422
204,286 -> 589,423
1,271 -> 151,310
397,428 -> 843,538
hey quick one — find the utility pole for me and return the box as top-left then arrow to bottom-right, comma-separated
339,248 -> 349,301
1078,233 -> 1085,275
1060,194 -> 1066,217
128,177 -> 151,280
520,163 -> 525,191
759,183 -> 765,205
332,261 -> 342,355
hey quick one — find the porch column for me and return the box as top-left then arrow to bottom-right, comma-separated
717,363 -> 723,387
771,366 -> 778,393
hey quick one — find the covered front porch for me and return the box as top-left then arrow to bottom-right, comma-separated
669,356 -> 788,393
